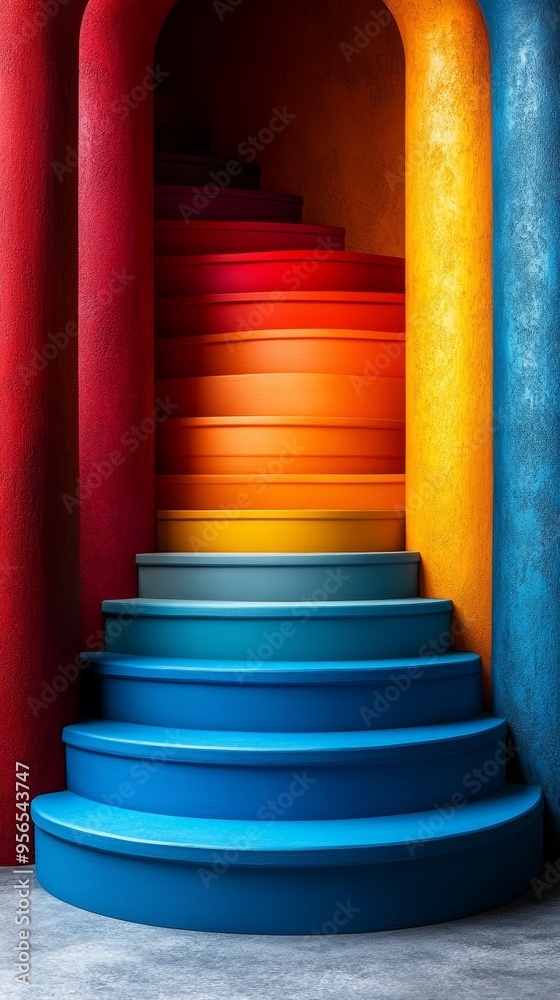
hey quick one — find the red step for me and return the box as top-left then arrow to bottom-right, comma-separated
155,329 -> 405,379
155,251 -> 405,296
154,221 -> 345,256
154,186 -> 303,223
155,153 -> 261,190
155,291 -> 405,338
155,373 -> 404,421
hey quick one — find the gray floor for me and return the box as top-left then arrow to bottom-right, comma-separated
1,867 -> 559,1000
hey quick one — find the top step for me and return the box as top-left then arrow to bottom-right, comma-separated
154,125 -> 212,157
155,153 -> 261,190
154,221 -> 346,256
155,185 -> 303,224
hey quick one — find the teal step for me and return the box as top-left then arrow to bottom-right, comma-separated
102,597 -> 454,661
63,716 -> 507,819
84,650 -> 483,731
32,786 -> 543,933
136,552 -> 420,602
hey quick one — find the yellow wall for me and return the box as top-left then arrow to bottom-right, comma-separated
386,0 -> 493,691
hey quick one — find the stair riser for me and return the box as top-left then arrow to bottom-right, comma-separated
154,129 -> 212,157
155,295 -> 404,338
137,561 -> 418,602
35,823 -> 543,933
156,511 -> 405,553
154,160 -> 260,190
88,671 -> 482,732
65,737 -> 506,820
155,332 -> 405,379
154,224 -> 346,256
155,257 -> 405,296
155,188 -> 303,223
156,477 -> 406,512
156,374 -> 404,421
156,422 -> 405,475
103,609 -> 453,661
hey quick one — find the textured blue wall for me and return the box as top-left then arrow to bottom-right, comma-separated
479,0 -> 560,848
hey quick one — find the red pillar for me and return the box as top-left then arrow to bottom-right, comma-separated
79,0 -> 175,644
0,0 -> 86,865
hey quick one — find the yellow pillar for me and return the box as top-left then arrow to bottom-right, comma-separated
384,0 -> 493,690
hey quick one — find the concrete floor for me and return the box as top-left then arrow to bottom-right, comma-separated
1,867 -> 559,1000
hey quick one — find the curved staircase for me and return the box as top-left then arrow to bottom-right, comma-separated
32,131 -> 543,933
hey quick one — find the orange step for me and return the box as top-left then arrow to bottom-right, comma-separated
154,221 -> 346,256
155,474 -> 406,511
156,416 -> 405,475
155,251 -> 405,296
155,291 -> 405,338
156,373 -> 405,421
156,508 -> 405,554
155,329 -> 405,379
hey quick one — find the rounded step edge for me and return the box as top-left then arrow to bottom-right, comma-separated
101,596 -> 454,661
82,650 -> 483,732
154,290 -> 405,339
32,786 -> 543,933
154,250 -> 405,296
154,328 -> 405,379
61,716 -> 508,821
155,476 -> 406,514
136,551 -> 420,602
156,507 -> 406,554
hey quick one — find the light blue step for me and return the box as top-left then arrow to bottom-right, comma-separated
102,597 -> 454,661
63,717 -> 508,820
84,650 -> 483,731
136,552 -> 420,602
32,786 -> 543,933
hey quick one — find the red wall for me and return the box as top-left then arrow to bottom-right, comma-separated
156,0 -> 405,256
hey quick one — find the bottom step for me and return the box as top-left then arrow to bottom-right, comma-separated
32,786 -> 542,934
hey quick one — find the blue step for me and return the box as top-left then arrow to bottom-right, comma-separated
102,597 -> 454,661
84,650 -> 483,731
32,786 -> 543,933
62,717 -> 508,820
136,551 -> 420,602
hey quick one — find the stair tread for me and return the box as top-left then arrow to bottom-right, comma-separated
155,185 -> 302,204
154,220 -> 345,233
32,786 -> 542,864
63,716 -> 506,761
154,152 -> 260,171
102,597 -> 453,617
136,551 -> 419,566
155,290 -> 404,305
82,649 -> 481,682
155,250 -> 404,266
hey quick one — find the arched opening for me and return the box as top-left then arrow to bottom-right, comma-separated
150,0 -> 407,555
